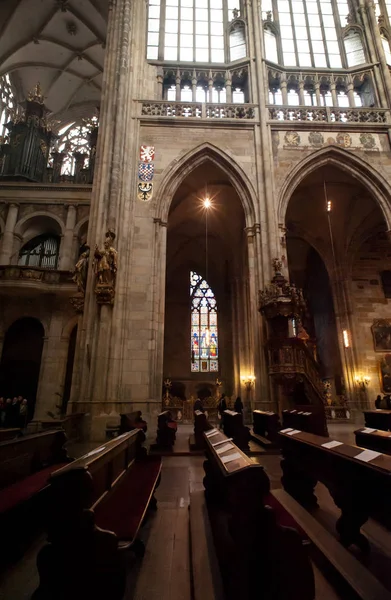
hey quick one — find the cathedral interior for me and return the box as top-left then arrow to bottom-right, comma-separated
2,0 -> 391,598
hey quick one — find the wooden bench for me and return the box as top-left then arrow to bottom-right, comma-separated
0,427 -> 21,442
33,430 -> 162,600
155,410 -> 177,449
252,410 -> 280,445
119,410 -> 147,434
223,409 -> 250,450
190,410 -> 213,450
202,427 -> 315,600
355,427 -> 391,455
0,430 -> 71,560
279,429 -> 391,552
363,409 -> 391,431
282,407 -> 328,437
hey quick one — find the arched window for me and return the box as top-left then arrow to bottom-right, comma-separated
0,74 -> 16,139
344,30 -> 365,66
18,235 -> 60,269
190,270 -> 218,372
230,22 -> 247,61
264,27 -> 278,63
55,116 -> 98,176
147,0 -> 241,63
382,34 -> 391,65
271,0 -> 349,67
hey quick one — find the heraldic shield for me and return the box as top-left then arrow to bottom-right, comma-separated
137,182 -> 153,202
138,162 -> 154,181
140,145 -> 155,163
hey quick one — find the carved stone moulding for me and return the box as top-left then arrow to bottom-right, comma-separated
70,294 -> 84,313
95,284 -> 115,305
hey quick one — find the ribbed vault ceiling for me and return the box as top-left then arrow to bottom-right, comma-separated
0,0 -> 108,125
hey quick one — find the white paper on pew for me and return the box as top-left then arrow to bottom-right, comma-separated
361,428 -> 377,434
286,429 -> 301,436
205,428 -> 218,436
221,452 -> 242,464
297,411 -> 304,414
355,449 -> 382,463
304,412 -> 312,415
290,410 -> 297,413
280,428 -> 293,433
85,446 -> 106,457
205,430 -> 220,438
321,440 -> 343,449
212,437 -> 233,447
216,443 -> 235,454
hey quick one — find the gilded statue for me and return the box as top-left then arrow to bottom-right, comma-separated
94,230 -> 118,288
72,245 -> 90,295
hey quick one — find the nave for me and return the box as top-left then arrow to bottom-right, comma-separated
2,419 -> 391,600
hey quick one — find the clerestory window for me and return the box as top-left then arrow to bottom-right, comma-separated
147,0 -> 246,63
0,74 -> 16,140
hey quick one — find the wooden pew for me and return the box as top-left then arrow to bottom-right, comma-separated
0,427 -> 21,441
252,410 -> 280,445
363,409 -> 391,431
355,427 -> 391,455
282,407 -> 328,437
155,410 -> 177,449
223,409 -> 250,450
33,430 -> 162,600
119,410 -> 147,434
0,430 -> 71,561
202,427 -> 315,600
279,429 -> 391,552
191,410 -> 213,449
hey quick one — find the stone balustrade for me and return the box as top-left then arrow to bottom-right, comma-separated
0,265 -> 75,288
140,100 -> 257,120
267,105 -> 390,124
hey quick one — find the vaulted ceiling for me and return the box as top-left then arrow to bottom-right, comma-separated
0,0 -> 108,126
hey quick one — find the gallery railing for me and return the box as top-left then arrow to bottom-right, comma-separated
0,265 -> 74,286
267,106 -> 390,124
140,100 -> 257,120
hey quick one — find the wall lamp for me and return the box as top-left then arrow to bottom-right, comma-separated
241,375 -> 256,390
355,375 -> 370,389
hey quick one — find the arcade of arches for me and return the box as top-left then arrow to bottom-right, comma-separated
0,0 -> 391,438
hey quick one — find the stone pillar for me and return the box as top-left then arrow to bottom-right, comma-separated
225,70 -> 233,103
314,81 -> 321,106
58,205 -> 77,270
156,67 -> 164,99
364,0 -> 391,106
192,70 -> 197,102
298,79 -> 305,105
346,79 -> 355,107
280,78 -> 288,105
330,81 -> 338,106
208,71 -> 214,102
0,203 -> 19,264
176,69 -> 181,101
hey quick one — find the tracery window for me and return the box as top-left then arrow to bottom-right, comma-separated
0,74 -> 16,140
18,235 -> 60,269
263,0 -> 366,69
147,0 -> 245,63
54,117 -> 98,176
190,270 -> 218,372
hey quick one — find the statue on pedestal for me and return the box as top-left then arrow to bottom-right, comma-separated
94,230 -> 118,305
72,245 -> 90,295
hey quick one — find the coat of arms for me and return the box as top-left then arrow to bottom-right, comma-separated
360,133 -> 376,149
140,145 -> 155,163
138,162 -> 154,181
336,133 -> 352,148
137,182 -> 153,202
308,131 -> 324,147
284,131 -> 300,147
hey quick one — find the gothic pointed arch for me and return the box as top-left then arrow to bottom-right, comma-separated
278,146 -> 391,228
154,142 -> 257,225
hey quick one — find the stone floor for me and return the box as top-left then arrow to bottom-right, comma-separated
1,416 -> 389,600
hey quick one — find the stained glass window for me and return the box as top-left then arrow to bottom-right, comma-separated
190,270 -> 218,372
0,74 -> 16,140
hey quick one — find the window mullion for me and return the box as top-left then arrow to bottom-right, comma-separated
158,0 -> 166,60
289,0 -> 300,66
331,0 -> 346,66
316,0 -> 331,68
303,3 -> 315,67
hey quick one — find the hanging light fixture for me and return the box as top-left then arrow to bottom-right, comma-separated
203,196 -> 211,351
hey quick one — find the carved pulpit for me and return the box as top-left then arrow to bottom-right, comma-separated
259,259 -> 324,411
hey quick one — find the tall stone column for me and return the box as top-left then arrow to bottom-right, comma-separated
58,205 -> 77,270
0,203 -> 19,264
73,0 -> 137,439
